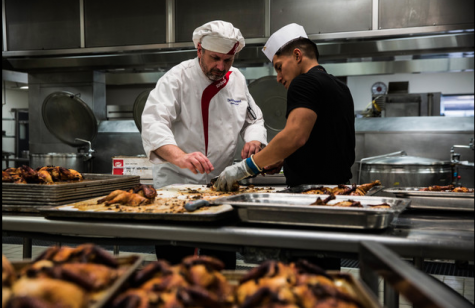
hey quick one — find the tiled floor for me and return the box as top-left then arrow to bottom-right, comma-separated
3,244 -> 474,307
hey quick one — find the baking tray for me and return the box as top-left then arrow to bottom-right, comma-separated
279,184 -> 385,196
214,193 -> 410,229
8,254 -> 143,308
2,174 -> 140,207
222,270 -> 381,308
383,187 -> 474,211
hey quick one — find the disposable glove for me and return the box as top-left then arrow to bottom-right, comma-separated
214,156 -> 261,191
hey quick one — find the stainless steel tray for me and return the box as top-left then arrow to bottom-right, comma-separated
279,184 -> 384,196
383,187 -> 474,211
2,174 -> 140,207
214,193 -> 410,229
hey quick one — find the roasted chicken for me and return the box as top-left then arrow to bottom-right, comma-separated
132,184 -> 158,200
310,193 -> 390,209
3,244 -> 125,308
97,190 -> 152,207
302,181 -> 381,196
2,165 -> 84,184
420,185 -> 474,193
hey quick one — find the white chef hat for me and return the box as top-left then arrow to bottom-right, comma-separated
262,23 -> 308,61
193,20 -> 245,55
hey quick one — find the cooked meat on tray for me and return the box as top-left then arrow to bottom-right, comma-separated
419,185 -> 474,193
112,255 -> 234,308
311,193 -> 390,209
2,165 -> 84,184
2,244 -> 134,308
236,260 -> 362,308
69,185 -> 276,214
302,180 -> 381,196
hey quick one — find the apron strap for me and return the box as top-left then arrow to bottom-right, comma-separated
201,71 -> 233,155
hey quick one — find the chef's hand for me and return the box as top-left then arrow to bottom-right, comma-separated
241,141 -> 263,159
175,152 -> 214,174
263,160 -> 284,175
214,157 -> 261,191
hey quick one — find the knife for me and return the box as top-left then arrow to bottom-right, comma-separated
184,199 -> 220,212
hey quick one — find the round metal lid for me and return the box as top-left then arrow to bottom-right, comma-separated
42,91 -> 98,147
133,89 -> 153,133
249,76 -> 287,132
362,156 -> 452,166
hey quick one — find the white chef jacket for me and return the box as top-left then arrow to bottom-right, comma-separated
141,58 -> 267,188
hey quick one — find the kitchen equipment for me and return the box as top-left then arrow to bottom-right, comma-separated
358,151 -> 453,187
132,89 -> 152,132
42,91 -> 98,147
383,187 -> 474,211
248,76 -> 287,142
29,152 -> 86,171
279,184 -> 384,195
2,174 -> 140,210
184,199 -> 220,212
38,91 -> 99,172
239,173 -> 286,186
214,193 -> 410,229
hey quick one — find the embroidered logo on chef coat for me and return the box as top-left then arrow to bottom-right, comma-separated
227,98 -> 242,105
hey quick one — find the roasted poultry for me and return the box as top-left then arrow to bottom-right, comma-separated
3,244 -> 130,308
310,193 -> 390,209
97,189 -> 152,207
236,260 -> 362,308
302,180 -> 381,196
420,185 -> 474,193
2,165 -> 84,184
112,255 -> 234,308
132,184 -> 158,199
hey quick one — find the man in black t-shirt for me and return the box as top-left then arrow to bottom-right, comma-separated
214,23 -> 355,190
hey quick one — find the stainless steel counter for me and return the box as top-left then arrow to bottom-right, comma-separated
2,211 -> 473,261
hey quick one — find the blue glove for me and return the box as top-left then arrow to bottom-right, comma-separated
214,156 -> 261,191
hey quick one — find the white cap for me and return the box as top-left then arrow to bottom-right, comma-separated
193,21 -> 245,55
262,23 -> 308,61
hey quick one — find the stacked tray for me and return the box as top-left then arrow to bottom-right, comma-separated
214,193 -> 410,229
279,184 -> 384,195
383,187 -> 474,211
2,174 -> 140,211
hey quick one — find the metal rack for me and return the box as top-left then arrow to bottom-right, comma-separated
360,242 -> 473,308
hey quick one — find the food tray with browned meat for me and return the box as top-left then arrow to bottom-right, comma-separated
213,193 -> 410,229
39,184 -> 280,222
383,187 -> 474,211
3,244 -> 143,308
222,268 -> 382,308
279,180 -> 384,196
2,174 -> 140,210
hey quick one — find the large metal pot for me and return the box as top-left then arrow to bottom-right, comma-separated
29,153 -> 87,173
358,155 -> 453,187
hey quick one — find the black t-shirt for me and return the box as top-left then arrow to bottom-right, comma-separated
284,65 -> 355,186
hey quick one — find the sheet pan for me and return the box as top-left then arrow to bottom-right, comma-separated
383,187 -> 474,211
214,193 -> 410,229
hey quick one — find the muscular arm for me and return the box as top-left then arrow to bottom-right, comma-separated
253,107 -> 317,169
154,145 -> 214,174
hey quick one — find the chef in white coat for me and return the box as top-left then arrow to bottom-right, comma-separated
141,21 -> 267,269
142,20 -> 267,189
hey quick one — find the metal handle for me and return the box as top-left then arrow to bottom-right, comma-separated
358,151 -> 407,184
75,138 -> 95,161
359,242 -> 473,308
